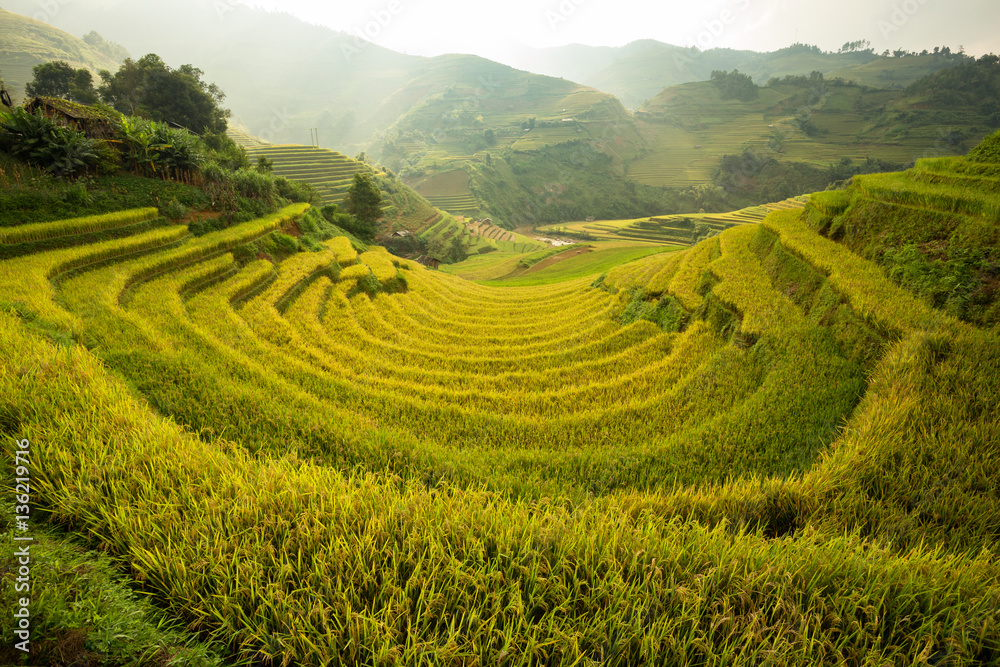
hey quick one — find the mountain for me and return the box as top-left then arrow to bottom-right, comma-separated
0,2 -> 654,224
0,0 -> 428,148
0,8 -> 122,101
500,40 -> 969,108
2,2 -> 990,228
0,0 -> 622,152
627,62 -> 998,205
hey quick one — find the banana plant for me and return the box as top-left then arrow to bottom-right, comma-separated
118,115 -> 161,176
0,107 -> 98,176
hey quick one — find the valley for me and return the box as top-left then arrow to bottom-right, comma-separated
1,3 -> 999,665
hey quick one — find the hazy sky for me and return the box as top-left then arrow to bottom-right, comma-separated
239,0 -> 998,61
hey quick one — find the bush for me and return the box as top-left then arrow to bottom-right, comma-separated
321,203 -> 376,243
162,198 -> 187,221
232,168 -> 276,206
200,131 -> 250,171
188,217 -> 226,237
967,129 -> 1000,163
275,176 -> 318,204
201,161 -> 235,211
150,123 -> 201,176
62,182 -> 93,208
272,232 -> 300,255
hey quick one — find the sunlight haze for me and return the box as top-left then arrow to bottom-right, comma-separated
240,0 -> 998,60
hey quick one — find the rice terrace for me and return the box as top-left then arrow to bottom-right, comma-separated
1,1 -> 1000,665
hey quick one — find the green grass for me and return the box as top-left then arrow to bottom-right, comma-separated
0,153 -> 210,226
0,523 -> 223,666
481,245 -> 678,286
439,251 -> 523,280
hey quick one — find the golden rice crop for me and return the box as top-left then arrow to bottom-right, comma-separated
358,247 -> 400,284
0,207 -> 160,245
3,162 -> 999,665
3,307 -> 997,666
327,236 -> 357,266
668,237 -> 719,311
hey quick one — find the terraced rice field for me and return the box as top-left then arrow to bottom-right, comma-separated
455,218 -> 547,254
628,124 -> 771,188
240,141 -> 372,206
424,193 -> 479,214
407,169 -> 481,215
629,80 -> 985,189
542,196 -> 809,246
465,219 -> 514,243
510,126 -> 584,150
227,128 -> 271,150
3,151 -> 1000,664
438,250 -> 525,281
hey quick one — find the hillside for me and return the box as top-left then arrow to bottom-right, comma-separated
382,57 -> 997,226
0,0 -> 626,155
630,67 -> 998,199
238,140 -> 382,207
1,133 -> 999,664
505,40 -> 968,109
0,8 -> 122,101
229,129 -> 502,260
4,4 -> 994,229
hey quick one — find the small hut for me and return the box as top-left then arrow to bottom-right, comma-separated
24,96 -> 121,140
415,255 -> 441,270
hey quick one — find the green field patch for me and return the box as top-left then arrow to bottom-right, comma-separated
483,245 -> 677,286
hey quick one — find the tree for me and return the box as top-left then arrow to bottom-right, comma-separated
839,39 -> 871,54
25,61 -> 98,104
99,54 -> 230,134
256,155 -> 273,173
82,31 -> 130,62
343,172 -> 383,241
710,69 -> 758,101
445,236 -> 467,263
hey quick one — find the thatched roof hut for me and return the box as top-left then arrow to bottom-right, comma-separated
24,96 -> 121,140
415,255 -> 441,270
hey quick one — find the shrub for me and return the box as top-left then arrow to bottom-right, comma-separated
967,129 -> 1000,163
162,198 -> 187,221
272,232 -> 300,255
201,161 -> 235,211
275,176 -> 318,204
200,131 -> 250,171
232,168 -> 276,206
